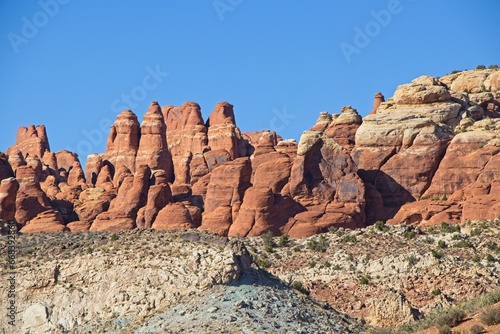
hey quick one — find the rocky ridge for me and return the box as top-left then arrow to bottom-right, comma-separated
0,229 -> 365,333
0,68 -> 500,236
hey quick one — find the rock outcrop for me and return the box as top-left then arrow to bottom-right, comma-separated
2,68 -> 500,235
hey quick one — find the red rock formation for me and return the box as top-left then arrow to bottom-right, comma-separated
104,109 -> 140,173
85,154 -> 103,186
324,106 -> 362,152
7,150 -> 26,172
137,170 -> 172,228
7,125 -> 50,159
152,202 -> 201,230
199,158 -> 252,235
162,102 -> 208,184
0,153 -> 14,181
20,210 -> 67,233
136,102 -> 173,181
206,102 -> 243,160
14,166 -> 52,224
41,151 -> 59,181
90,165 -> 151,231
283,127 -> 365,237
369,92 -> 385,114
0,177 -> 19,221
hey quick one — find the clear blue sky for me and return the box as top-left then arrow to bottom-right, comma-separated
1,0 -> 499,164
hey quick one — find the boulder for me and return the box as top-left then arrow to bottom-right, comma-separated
152,202 -> 201,230
20,210 -> 67,233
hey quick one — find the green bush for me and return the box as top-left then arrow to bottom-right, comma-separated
431,249 -> 444,259
480,306 -> 500,325
432,288 -> 441,296
291,281 -> 309,295
435,308 -> 466,327
261,231 -> 276,252
403,231 -> 416,239
438,325 -> 452,334
453,240 -> 474,248
307,235 -> 329,252
486,254 -> 495,262
407,255 -> 417,266
470,228 -> 482,236
256,257 -> 271,268
277,234 -> 290,247
441,222 -> 460,234
485,240 -> 499,252
469,324 -> 485,334
374,220 -> 388,232
437,240 -> 447,248
359,275 -> 370,285
476,64 -> 486,70
341,235 -> 357,244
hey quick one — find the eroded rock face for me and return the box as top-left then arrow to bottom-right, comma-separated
7,125 -> 50,159
20,209 -> 67,233
136,102 -> 173,181
0,177 -> 19,221
15,166 -> 52,224
284,127 -> 365,237
352,81 -> 456,223
206,102 -> 243,159
104,109 -> 140,173
3,70 -> 500,235
199,158 -> 252,235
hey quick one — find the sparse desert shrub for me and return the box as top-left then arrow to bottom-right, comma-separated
441,222 -> 460,234
438,325 -> 452,334
485,240 -> 499,252
374,220 -> 388,232
438,240 -> 447,249
110,233 -> 119,241
435,308 -> 466,327
309,261 -> 316,268
470,228 -> 482,236
341,234 -> 357,244
256,256 -> 271,268
403,231 -> 416,239
476,64 -> 486,70
432,288 -> 442,296
486,254 -> 495,262
472,255 -> 481,263
359,275 -> 370,285
277,234 -> 290,247
480,306 -> 500,325
261,231 -> 275,252
469,324 -> 485,334
307,234 -> 329,252
292,281 -> 309,295
431,249 -> 444,259
407,255 -> 417,266
453,240 -> 474,248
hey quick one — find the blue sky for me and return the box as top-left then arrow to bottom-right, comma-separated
1,0 -> 499,164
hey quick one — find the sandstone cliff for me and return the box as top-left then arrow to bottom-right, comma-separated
1,68 -> 500,236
